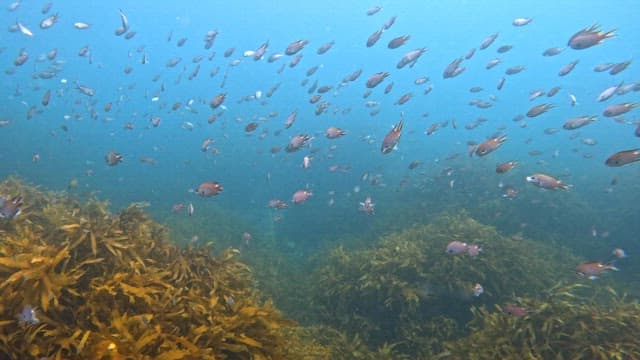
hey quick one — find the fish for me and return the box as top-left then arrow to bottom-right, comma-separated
286,134 -> 312,152
366,72 -> 389,88
105,151 -> 123,166
366,28 -> 384,47
526,103 -> 554,117
17,22 -> 34,37
366,6 -> 382,16
575,261 -> 618,279
597,82 -> 623,102
209,93 -> 226,109
542,47 -> 564,56
605,149 -> 640,167
284,111 -> 298,129
397,48 -> 427,69
472,283 -> 484,297
562,116 -> 597,130
74,22 -> 91,30
475,135 -> 507,156
479,33 -> 498,50
496,161 -> 518,174
17,305 -> 39,325
317,41 -> 335,55
568,24 -> 615,50
558,60 -> 579,76
388,35 -> 410,49
326,127 -> 347,139
0,196 -> 23,219
267,199 -> 289,210
602,103 -> 637,117
612,248 -> 627,259
505,66 -> 525,75
292,190 -> 312,204
196,182 -> 223,197
609,60 -> 631,75
503,304 -> 528,317
381,115 -> 404,154
358,196 -> 375,215
512,17 -> 533,26
525,173 -> 569,190
39,13 -> 59,29
285,40 -> 309,55
443,57 -> 465,78
76,84 -> 95,97
446,241 -> 468,255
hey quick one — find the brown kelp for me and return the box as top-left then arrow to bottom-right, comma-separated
0,177 -> 302,359
445,283 -> 640,359
312,211 -> 581,357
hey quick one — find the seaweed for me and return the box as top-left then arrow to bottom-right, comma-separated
311,210 -> 581,356
0,177 -> 306,359
445,283 -> 640,359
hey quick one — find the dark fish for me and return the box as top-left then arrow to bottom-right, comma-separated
547,86 -> 561,97
366,28 -> 384,47
558,60 -> 579,76
41,89 -> 51,106
505,66 -> 525,75
209,93 -> 226,109
526,103 -> 554,117
388,35 -> 410,49
465,48 -> 476,59
609,60 -> 631,75
636,124 -> 640,137
395,93 -> 413,105
317,41 -> 335,55
345,69 -> 362,82
381,115 -> 404,154
384,82 -> 394,94
286,134 -> 311,152
496,44 -> 512,53
479,33 -> 498,50
105,151 -> 123,166
602,103 -> 637,117
443,57 -> 464,78
223,47 -> 235,57
542,47 -> 564,56
593,63 -> 615,72
563,116 -> 597,130
285,39 -> 309,55
383,16 -> 397,30
254,41 -> 269,60
408,160 -> 423,169
366,72 -> 389,88
568,24 -> 615,50
605,149 -> 640,167
0,196 -> 23,219
486,58 -> 501,70
366,6 -> 382,16
397,48 -> 427,69
496,77 -> 505,90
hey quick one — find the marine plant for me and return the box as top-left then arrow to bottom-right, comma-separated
0,177 -> 305,359
445,283 -> 640,359
311,211 -> 581,356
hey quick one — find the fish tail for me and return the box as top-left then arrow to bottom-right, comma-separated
602,29 -> 616,39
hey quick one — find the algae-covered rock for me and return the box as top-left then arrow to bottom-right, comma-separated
445,284 -> 640,359
312,211 -> 581,356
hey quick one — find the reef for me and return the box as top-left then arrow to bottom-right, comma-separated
311,211 -> 583,357
446,283 -> 640,359
0,177 -> 305,359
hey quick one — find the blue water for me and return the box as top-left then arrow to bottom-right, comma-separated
1,1 -> 639,258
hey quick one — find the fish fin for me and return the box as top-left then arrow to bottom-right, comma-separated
588,275 -> 599,280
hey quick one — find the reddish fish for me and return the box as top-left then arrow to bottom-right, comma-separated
605,149 -> 640,167
292,190 -> 312,204
475,135 -> 507,156
525,173 -> 569,190
575,261 -> 618,279
196,182 -> 223,197
381,115 -> 404,154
